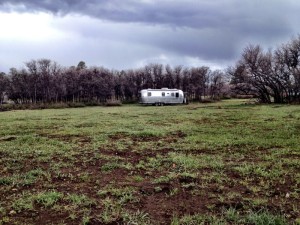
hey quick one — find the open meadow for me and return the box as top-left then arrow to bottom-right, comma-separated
0,99 -> 299,224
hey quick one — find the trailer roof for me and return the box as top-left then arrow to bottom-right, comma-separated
142,88 -> 180,91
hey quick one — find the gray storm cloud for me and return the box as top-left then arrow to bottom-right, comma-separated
0,0 -> 293,29
0,0 -> 299,72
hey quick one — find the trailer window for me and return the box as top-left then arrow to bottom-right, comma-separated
176,92 -> 179,98
162,92 -> 165,97
148,92 -> 151,97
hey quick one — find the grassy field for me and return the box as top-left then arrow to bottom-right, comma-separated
0,99 -> 299,225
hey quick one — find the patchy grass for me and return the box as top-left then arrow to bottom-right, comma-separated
0,99 -> 299,224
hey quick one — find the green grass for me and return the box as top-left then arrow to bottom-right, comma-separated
0,99 -> 299,224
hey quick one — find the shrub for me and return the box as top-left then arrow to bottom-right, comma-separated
235,94 -> 254,99
67,102 -> 86,108
201,98 -> 215,103
105,100 -> 122,107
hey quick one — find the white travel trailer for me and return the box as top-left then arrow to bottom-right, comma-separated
139,88 -> 187,105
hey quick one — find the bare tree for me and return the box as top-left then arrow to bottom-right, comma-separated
25,60 -> 39,103
233,40 -> 300,103
7,68 -> 31,104
0,72 -> 9,104
189,66 -> 210,101
237,45 -> 273,102
143,65 -> 154,89
151,64 -> 164,89
62,67 -> 80,102
228,64 -> 255,96
209,70 -> 225,100
164,65 -> 175,88
274,36 -> 300,102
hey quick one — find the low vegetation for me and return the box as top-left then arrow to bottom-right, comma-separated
0,99 -> 299,224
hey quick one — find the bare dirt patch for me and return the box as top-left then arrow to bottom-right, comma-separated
109,131 -> 186,144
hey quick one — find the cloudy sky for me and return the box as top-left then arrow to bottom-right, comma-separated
0,0 -> 299,73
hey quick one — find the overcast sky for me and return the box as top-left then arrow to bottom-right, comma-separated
0,0 -> 299,73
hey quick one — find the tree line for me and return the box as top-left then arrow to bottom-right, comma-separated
0,60 -> 226,105
229,35 -> 300,103
1,35 -> 300,105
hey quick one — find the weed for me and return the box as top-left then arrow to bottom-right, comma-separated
169,188 -> 179,196
78,172 -> 90,182
132,175 -> 144,182
66,193 -> 94,208
171,214 -> 224,225
0,177 -> 13,185
152,175 -> 174,184
234,162 -> 285,179
101,160 -> 132,172
97,185 -> 138,204
246,210 -> 287,225
249,198 -> 269,207
68,212 -> 77,220
101,161 -> 121,171
82,214 -> 90,225
101,197 -> 122,223
0,168 -> 47,187
55,171 -> 74,181
178,172 -> 198,182
35,191 -> 63,207
172,209 -> 287,225
154,186 -> 163,193
0,203 -> 6,216
0,216 -> 10,225
169,152 -> 224,172
223,207 -> 241,223
22,168 -> 48,186
12,192 -> 34,212
123,210 -> 151,225
181,182 -> 197,189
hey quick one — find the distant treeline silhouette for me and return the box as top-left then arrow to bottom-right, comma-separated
0,61 -> 226,105
1,35 -> 300,106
